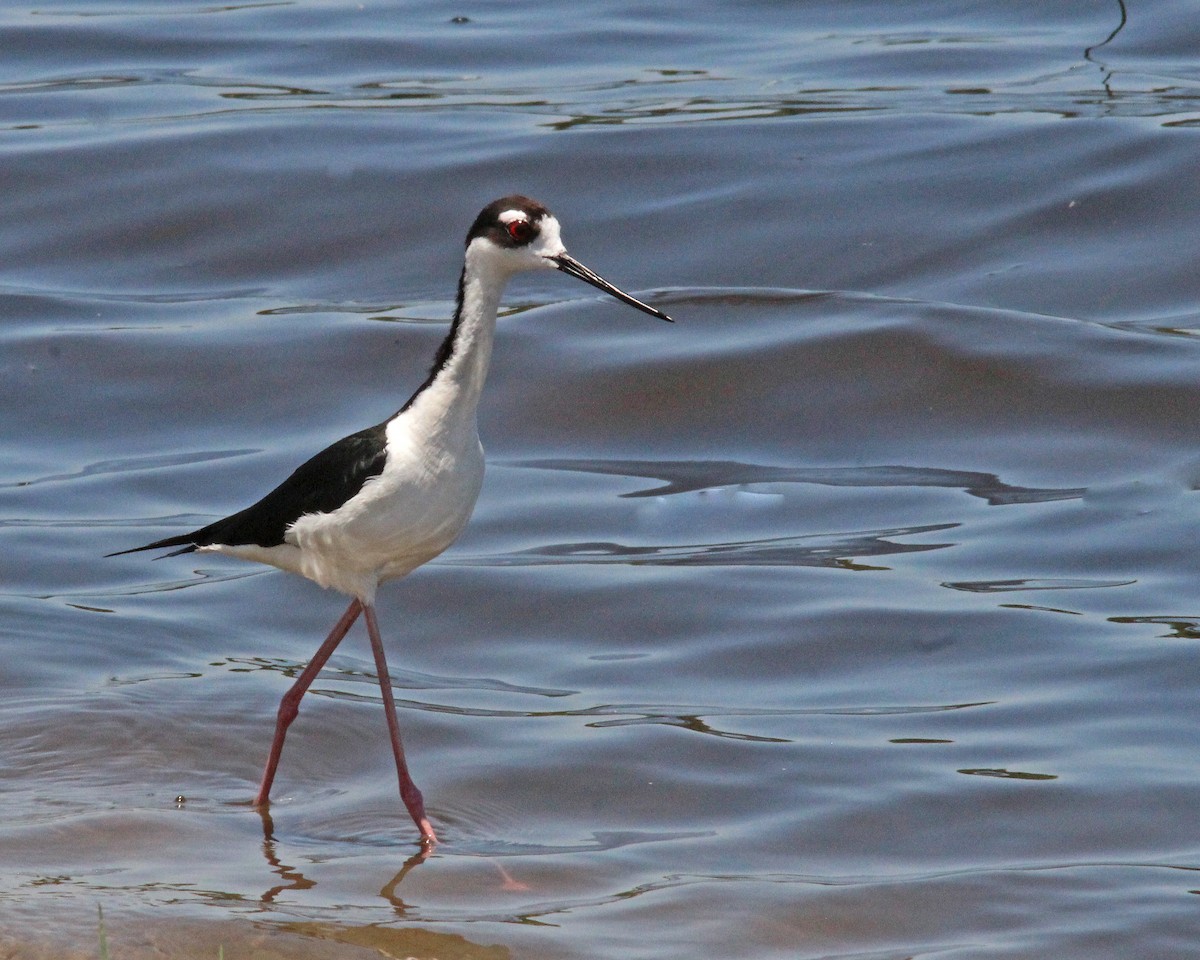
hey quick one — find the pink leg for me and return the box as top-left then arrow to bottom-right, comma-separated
254,597 -> 362,807
363,602 -> 438,845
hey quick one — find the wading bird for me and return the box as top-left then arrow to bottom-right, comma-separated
110,195 -> 672,845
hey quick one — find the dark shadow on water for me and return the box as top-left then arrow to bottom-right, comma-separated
959,767 -> 1058,781
515,458 -> 1086,506
217,654 -> 577,698
441,829 -> 715,860
1083,0 -> 1128,66
448,523 -> 958,571
1109,615 -> 1200,641
944,578 -> 1135,594
305,688 -> 993,742
4,450 -> 257,490
214,655 -> 993,741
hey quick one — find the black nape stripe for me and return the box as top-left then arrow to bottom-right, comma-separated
398,266 -> 468,415
397,196 -> 550,417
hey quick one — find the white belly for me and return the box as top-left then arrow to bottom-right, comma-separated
242,430 -> 486,602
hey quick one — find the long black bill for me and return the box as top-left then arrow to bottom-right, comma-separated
552,253 -> 673,322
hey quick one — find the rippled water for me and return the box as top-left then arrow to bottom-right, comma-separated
3,1 -> 1200,957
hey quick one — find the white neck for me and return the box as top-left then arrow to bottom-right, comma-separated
400,241 -> 511,442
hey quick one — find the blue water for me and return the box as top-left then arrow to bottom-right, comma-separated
3,1 -> 1200,957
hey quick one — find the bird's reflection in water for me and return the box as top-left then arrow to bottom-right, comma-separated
256,806 -> 319,905
379,849 -> 435,914
254,804 -> 452,914
255,806 -> 528,911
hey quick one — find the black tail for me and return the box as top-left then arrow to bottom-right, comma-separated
105,534 -> 199,559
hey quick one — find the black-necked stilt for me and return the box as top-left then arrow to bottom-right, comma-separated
110,196 -> 671,845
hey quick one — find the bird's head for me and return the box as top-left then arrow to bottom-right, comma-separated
464,195 -> 672,322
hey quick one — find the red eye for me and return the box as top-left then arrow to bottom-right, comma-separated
506,219 -> 534,244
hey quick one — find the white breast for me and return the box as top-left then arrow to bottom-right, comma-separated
284,406 -> 486,601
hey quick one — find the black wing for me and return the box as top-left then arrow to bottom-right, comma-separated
108,420 -> 390,557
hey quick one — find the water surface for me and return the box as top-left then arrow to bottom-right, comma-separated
3,1 -> 1200,957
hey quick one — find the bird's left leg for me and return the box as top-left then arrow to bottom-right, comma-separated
254,597 -> 362,806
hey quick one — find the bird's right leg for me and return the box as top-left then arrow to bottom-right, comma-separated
253,597 -> 363,806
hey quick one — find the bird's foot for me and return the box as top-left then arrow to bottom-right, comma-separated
417,818 -> 439,847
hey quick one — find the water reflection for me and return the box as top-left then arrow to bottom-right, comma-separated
1083,0 -> 1128,71
517,457 -> 1086,506
958,767 -> 1058,781
4,448 -> 257,490
377,849 -> 434,914
257,807 -> 319,906
13,32 -> 1193,140
216,655 -> 575,697
6,0 -> 1199,953
210,654 -> 992,740
1109,615 -> 1200,640
452,524 -> 956,570
255,798 -> 705,936
587,711 -> 790,743
943,578 -> 1135,594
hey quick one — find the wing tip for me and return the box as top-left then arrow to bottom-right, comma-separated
105,539 -> 199,560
